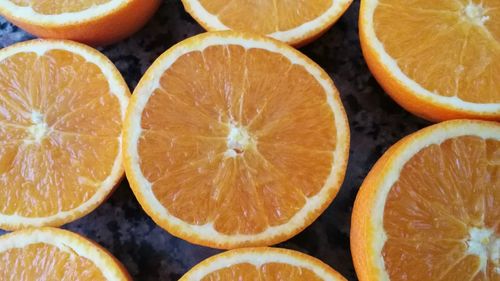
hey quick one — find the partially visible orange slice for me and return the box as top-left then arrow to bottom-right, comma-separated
181,0 -> 353,46
0,39 -> 129,230
351,120 -> 500,281
180,247 -> 347,281
123,31 -> 350,249
0,227 -> 130,280
360,0 -> 500,121
0,0 -> 161,46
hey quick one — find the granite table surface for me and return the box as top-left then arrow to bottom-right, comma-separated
0,1 -> 432,280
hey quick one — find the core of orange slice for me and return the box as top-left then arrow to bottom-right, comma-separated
180,247 -> 347,281
360,0 -> 500,121
181,0 -> 353,46
123,31 -> 350,249
351,120 -> 500,281
0,227 -> 130,280
0,0 -> 161,46
0,39 -> 129,230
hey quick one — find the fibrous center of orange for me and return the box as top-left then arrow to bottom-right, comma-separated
463,3 -> 489,25
26,111 -> 48,144
467,227 -> 500,273
226,123 -> 253,157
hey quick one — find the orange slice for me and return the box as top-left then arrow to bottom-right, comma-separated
0,0 -> 161,46
180,247 -> 347,280
351,120 -> 500,281
123,31 -> 350,249
360,0 -> 500,121
181,0 -> 353,46
0,39 -> 129,230
0,227 -> 130,280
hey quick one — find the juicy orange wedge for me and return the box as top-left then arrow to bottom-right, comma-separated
0,227 -> 130,280
124,31 -> 350,249
180,247 -> 347,281
360,0 -> 500,121
0,39 -> 129,230
351,120 -> 500,281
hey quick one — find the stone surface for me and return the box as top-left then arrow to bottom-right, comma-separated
0,1 -> 430,280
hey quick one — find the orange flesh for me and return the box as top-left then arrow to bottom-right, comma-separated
0,243 -> 105,280
383,136 -> 500,280
139,45 -> 336,235
373,0 -> 500,103
10,0 -> 112,14
200,262 -> 323,281
0,50 -> 122,217
197,0 -> 331,34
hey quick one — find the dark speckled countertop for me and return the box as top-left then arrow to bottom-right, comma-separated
0,1 -> 431,280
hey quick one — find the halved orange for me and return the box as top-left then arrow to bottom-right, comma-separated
123,31 -> 350,249
180,247 -> 347,280
0,227 -> 130,280
0,0 -> 161,46
351,120 -> 500,281
0,39 -> 129,230
181,0 -> 353,46
360,0 -> 500,121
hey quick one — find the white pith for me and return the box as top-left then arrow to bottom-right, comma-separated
126,33 -> 349,245
365,121 -> 500,281
182,0 -> 352,44
0,228 -> 128,280
225,123 -> 252,158
463,2 -> 490,25
26,111 -> 48,144
0,0 -> 130,25
180,248 -> 345,281
466,227 -> 499,273
0,40 -> 129,227
362,0 -> 500,114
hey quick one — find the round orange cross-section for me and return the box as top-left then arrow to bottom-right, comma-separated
0,39 -> 129,230
123,31 -> 350,249
352,120 -> 500,281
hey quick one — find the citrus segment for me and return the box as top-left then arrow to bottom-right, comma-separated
0,227 -> 130,280
0,39 -> 129,230
181,0 -> 353,46
124,31 -> 349,249
196,0 -> 331,34
0,0 -> 160,45
351,120 -> 500,281
10,0 -> 111,14
360,0 -> 500,120
179,247 -> 347,281
1,243 -> 107,280
202,262 -> 324,281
